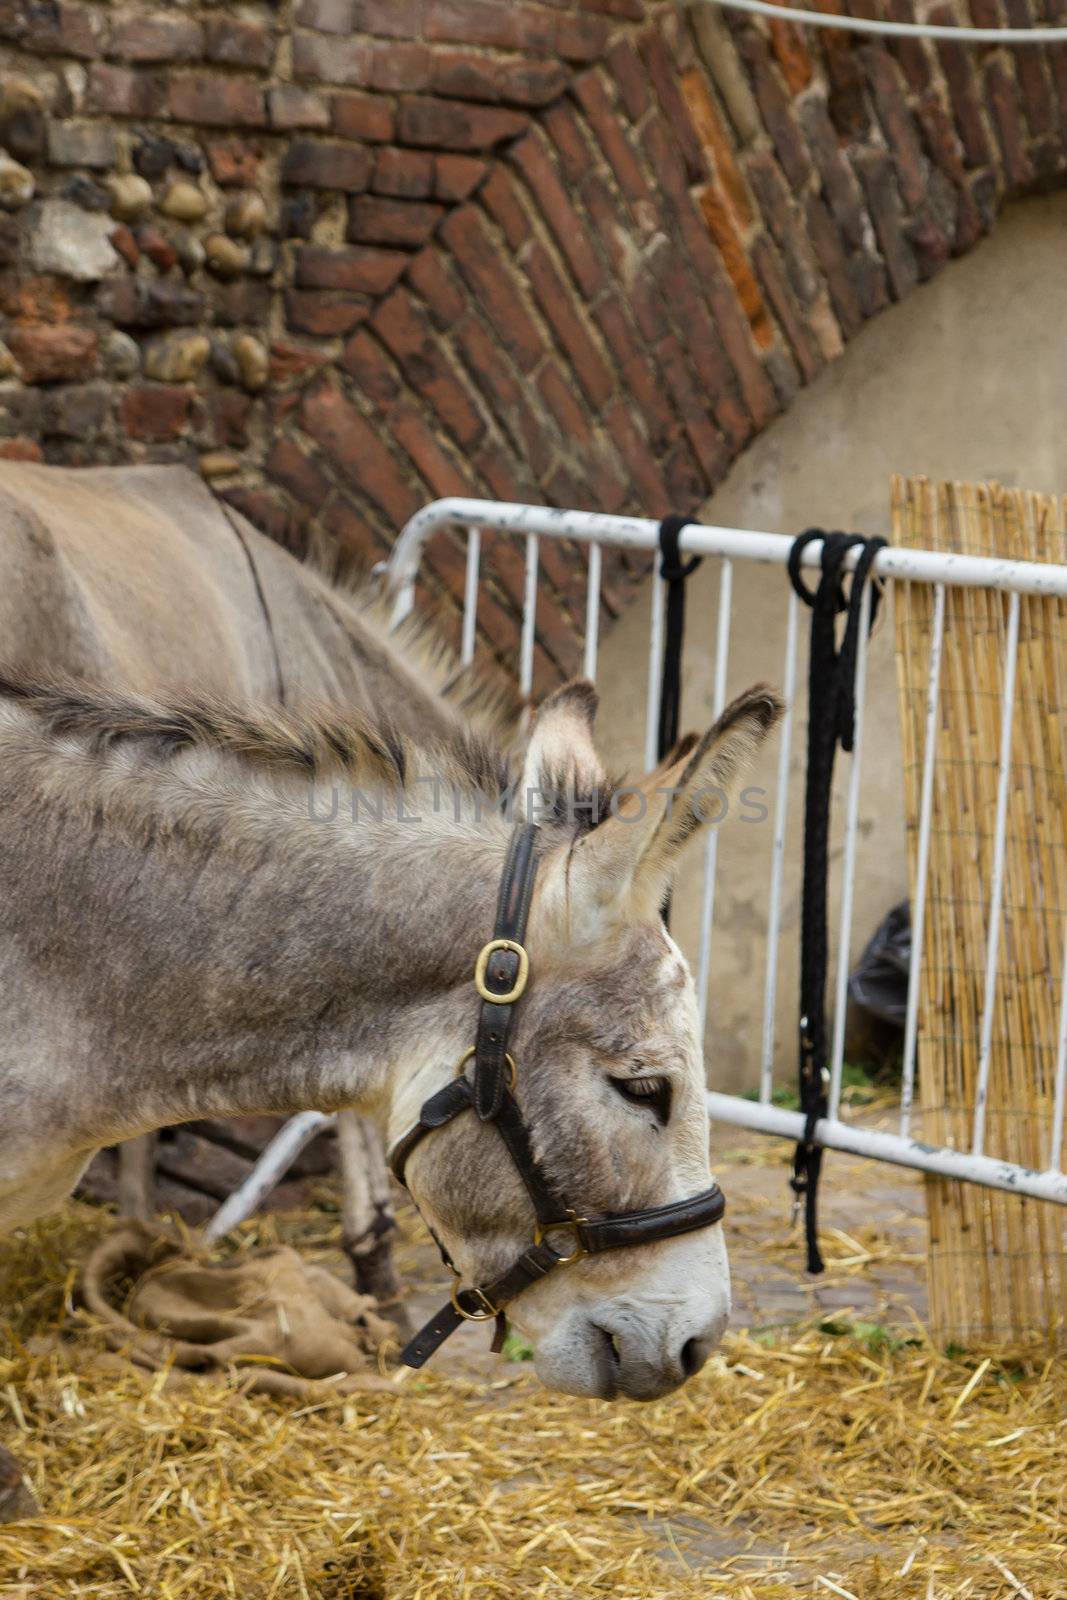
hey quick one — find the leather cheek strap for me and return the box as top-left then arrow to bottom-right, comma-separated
577,1184 -> 726,1253
473,822 -> 539,1121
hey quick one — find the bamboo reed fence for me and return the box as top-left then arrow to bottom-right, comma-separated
893,477 -> 1067,1344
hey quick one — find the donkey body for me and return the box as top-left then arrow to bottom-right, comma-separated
0,659 -> 780,1398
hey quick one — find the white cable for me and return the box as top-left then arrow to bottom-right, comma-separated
704,0 -> 1067,43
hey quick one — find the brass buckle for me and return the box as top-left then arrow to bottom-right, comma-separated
455,1045 -> 517,1093
450,1279 -> 498,1322
474,938 -> 529,1004
533,1210 -> 588,1266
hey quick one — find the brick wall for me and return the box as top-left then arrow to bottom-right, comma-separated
0,1 -> 1064,688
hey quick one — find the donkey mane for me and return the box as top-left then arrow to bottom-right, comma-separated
0,669 -> 516,805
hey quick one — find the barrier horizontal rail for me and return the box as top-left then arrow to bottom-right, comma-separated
386,498 -> 1067,1209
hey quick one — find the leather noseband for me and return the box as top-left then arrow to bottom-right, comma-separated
388,821 -> 727,1369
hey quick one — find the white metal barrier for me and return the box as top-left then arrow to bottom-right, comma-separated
386,498 -> 1067,1210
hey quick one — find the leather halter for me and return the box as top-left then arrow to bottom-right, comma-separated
388,821 -> 728,1369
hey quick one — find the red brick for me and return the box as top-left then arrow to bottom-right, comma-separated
267,436 -> 331,511
7,324 -> 97,384
985,59 -> 1035,191
169,76 -> 266,129
121,384 -> 194,441
885,0 -> 933,94
854,148 -> 919,301
296,0 -> 355,32
371,288 -> 485,447
541,101 -> 589,187
605,38 -> 649,122
268,86 -> 330,132
435,154 -> 486,201
283,138 -> 373,191
206,138 -> 263,187
931,11 -> 992,167
369,43 -> 432,93
108,12 -> 203,63
641,28 -> 707,182
0,438 -> 43,462
321,490 -> 392,566
347,195 -> 444,246
592,295 -> 675,449
430,49 -> 570,107
397,97 -> 528,151
270,340 -> 330,384
339,329 -> 402,407
735,31 -> 811,190
451,313 -> 554,476
537,361 -> 592,444
768,16 -> 814,95
332,92 -> 395,143
209,390 -> 253,449
423,2 -> 556,52
480,166 -> 529,251
392,404 -> 471,498
11,0 -> 100,58
406,248 -> 466,326
285,290 -> 371,337
579,169 -> 650,284
865,47 -> 928,212
372,147 -> 434,199
301,378 -> 421,526
293,34 -> 372,87
509,133 -> 605,298
555,14 -> 611,63
601,397 -> 669,513
655,332 -> 728,484
296,244 -> 407,294
643,117 -> 778,428
752,235 -> 821,383
524,240 -> 614,409
1005,0 -> 1055,137
805,192 -> 863,339
351,0 -> 424,37
440,205 -> 544,371
204,16 -> 275,70
86,64 -> 163,118
679,70 -> 752,228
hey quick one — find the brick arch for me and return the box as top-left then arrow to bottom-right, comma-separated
0,1 -> 1063,687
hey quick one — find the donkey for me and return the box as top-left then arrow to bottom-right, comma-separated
0,666 -> 780,1400
0,459 -> 513,1293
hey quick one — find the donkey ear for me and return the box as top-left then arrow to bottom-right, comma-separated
554,685 -> 782,936
517,679 -> 606,824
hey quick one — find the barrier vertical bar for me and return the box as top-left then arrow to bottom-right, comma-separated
828,581 -> 873,1120
759,589 -> 799,1103
900,582 -> 946,1136
1050,924 -> 1067,1172
696,558 -> 733,1037
644,568 -> 665,772
520,533 -> 538,697
461,526 -> 481,666
972,589 -> 1020,1156
584,542 -> 602,683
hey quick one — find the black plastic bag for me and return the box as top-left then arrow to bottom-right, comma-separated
848,901 -> 910,1027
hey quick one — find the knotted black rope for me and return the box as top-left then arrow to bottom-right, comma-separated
657,515 -> 702,762
787,529 -> 887,1275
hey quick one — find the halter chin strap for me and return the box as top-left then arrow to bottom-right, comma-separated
387,821 -> 728,1369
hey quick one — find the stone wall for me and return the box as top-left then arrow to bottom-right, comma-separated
0,0 -> 1064,687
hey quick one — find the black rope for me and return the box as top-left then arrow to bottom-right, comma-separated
657,515 -> 702,762
787,529 -> 887,1275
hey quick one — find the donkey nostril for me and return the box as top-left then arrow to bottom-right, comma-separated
680,1336 -> 710,1379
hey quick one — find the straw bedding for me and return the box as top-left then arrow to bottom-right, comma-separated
2,1204 -> 1064,1599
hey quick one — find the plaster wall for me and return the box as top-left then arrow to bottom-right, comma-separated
595,193 -> 1067,1095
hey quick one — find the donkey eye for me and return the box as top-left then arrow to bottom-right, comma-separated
610,1075 -> 672,1126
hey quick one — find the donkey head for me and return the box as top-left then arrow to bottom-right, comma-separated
396,681 -> 781,1400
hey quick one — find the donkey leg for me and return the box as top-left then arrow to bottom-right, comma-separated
336,1111 -> 408,1331
0,1442 -> 38,1523
117,1134 -> 156,1219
